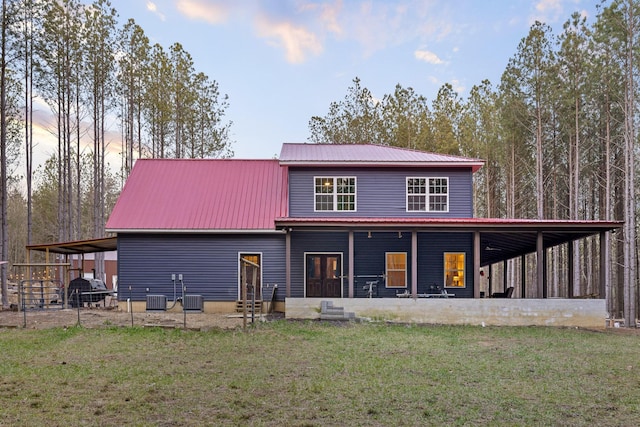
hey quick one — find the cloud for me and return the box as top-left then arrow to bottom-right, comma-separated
535,0 -> 563,14
298,0 -> 343,36
256,17 -> 323,64
171,1 -> 456,64
176,0 -> 231,24
414,49 -> 445,65
146,1 -> 166,21
450,78 -> 465,94
530,0 -> 564,24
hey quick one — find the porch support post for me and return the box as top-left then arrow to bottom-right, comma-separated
543,244 -> 548,298
348,231 -> 354,298
473,231 -> 481,298
488,263 -> 493,296
520,254 -> 526,298
599,231 -> 607,299
285,231 -> 291,298
536,231 -> 544,298
503,260 -> 508,297
567,240 -> 574,298
411,230 -> 418,298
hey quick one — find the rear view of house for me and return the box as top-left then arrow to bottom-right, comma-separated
106,143 -> 620,325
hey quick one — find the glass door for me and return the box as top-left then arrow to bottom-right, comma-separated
305,254 -> 341,297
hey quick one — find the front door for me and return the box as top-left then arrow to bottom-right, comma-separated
306,254 -> 341,297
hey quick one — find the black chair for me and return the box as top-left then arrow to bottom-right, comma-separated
491,287 -> 514,298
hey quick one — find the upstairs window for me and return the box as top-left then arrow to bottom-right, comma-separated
315,177 -> 356,211
406,177 -> 449,212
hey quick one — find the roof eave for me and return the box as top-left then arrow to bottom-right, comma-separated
274,218 -> 623,232
279,161 -> 484,172
105,228 -> 286,234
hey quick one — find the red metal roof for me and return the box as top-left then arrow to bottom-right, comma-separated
279,143 -> 484,172
106,159 -> 288,232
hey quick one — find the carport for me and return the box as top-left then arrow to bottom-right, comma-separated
14,237 -> 117,308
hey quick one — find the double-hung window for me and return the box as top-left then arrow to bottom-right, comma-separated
406,177 -> 449,212
315,177 -> 356,211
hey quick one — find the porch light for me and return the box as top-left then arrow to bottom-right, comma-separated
367,231 -> 372,239
398,231 -> 402,239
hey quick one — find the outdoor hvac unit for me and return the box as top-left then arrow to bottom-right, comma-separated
183,295 -> 203,312
146,295 -> 167,311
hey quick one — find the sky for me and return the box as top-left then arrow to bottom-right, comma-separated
41,0 -> 602,166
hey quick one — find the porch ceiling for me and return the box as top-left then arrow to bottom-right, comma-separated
479,230 -> 604,266
275,217 -> 622,267
26,237 -> 117,255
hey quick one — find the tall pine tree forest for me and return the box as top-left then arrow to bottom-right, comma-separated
309,1 -> 640,323
0,0 -> 233,308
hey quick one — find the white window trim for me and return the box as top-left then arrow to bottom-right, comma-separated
385,252 -> 408,289
313,176 -> 357,212
406,177 -> 449,213
443,252 -> 466,289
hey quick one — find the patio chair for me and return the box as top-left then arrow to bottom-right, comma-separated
491,286 -> 514,298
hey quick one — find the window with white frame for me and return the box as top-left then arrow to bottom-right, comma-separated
314,177 -> 356,211
406,177 -> 449,212
444,252 -> 465,288
385,252 -> 407,288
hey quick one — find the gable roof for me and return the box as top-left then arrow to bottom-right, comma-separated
105,159 -> 287,232
279,143 -> 484,172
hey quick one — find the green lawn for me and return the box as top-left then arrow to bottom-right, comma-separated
1,321 -> 639,426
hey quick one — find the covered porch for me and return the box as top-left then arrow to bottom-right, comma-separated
276,217 -> 622,301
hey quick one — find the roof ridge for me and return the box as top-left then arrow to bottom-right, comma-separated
134,158 -> 278,162
281,142 -> 483,162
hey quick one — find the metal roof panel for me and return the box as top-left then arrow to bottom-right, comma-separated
279,143 -> 484,171
106,159 -> 288,231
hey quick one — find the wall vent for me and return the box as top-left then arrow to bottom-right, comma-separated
146,295 -> 167,311
183,295 -> 203,312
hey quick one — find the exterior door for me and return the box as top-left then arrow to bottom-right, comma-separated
306,254 -> 341,297
239,254 -> 262,300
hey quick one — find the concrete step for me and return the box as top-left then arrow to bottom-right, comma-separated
320,313 -> 355,321
320,301 -> 334,312
322,307 -> 345,315
319,300 -> 356,321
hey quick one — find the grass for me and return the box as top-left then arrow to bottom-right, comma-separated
0,321 -> 639,426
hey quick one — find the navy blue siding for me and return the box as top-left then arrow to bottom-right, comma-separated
117,233 -> 286,301
288,231 -> 475,298
417,232 -> 474,298
290,231 -> 349,297
353,232 -> 412,298
288,167 -> 473,218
